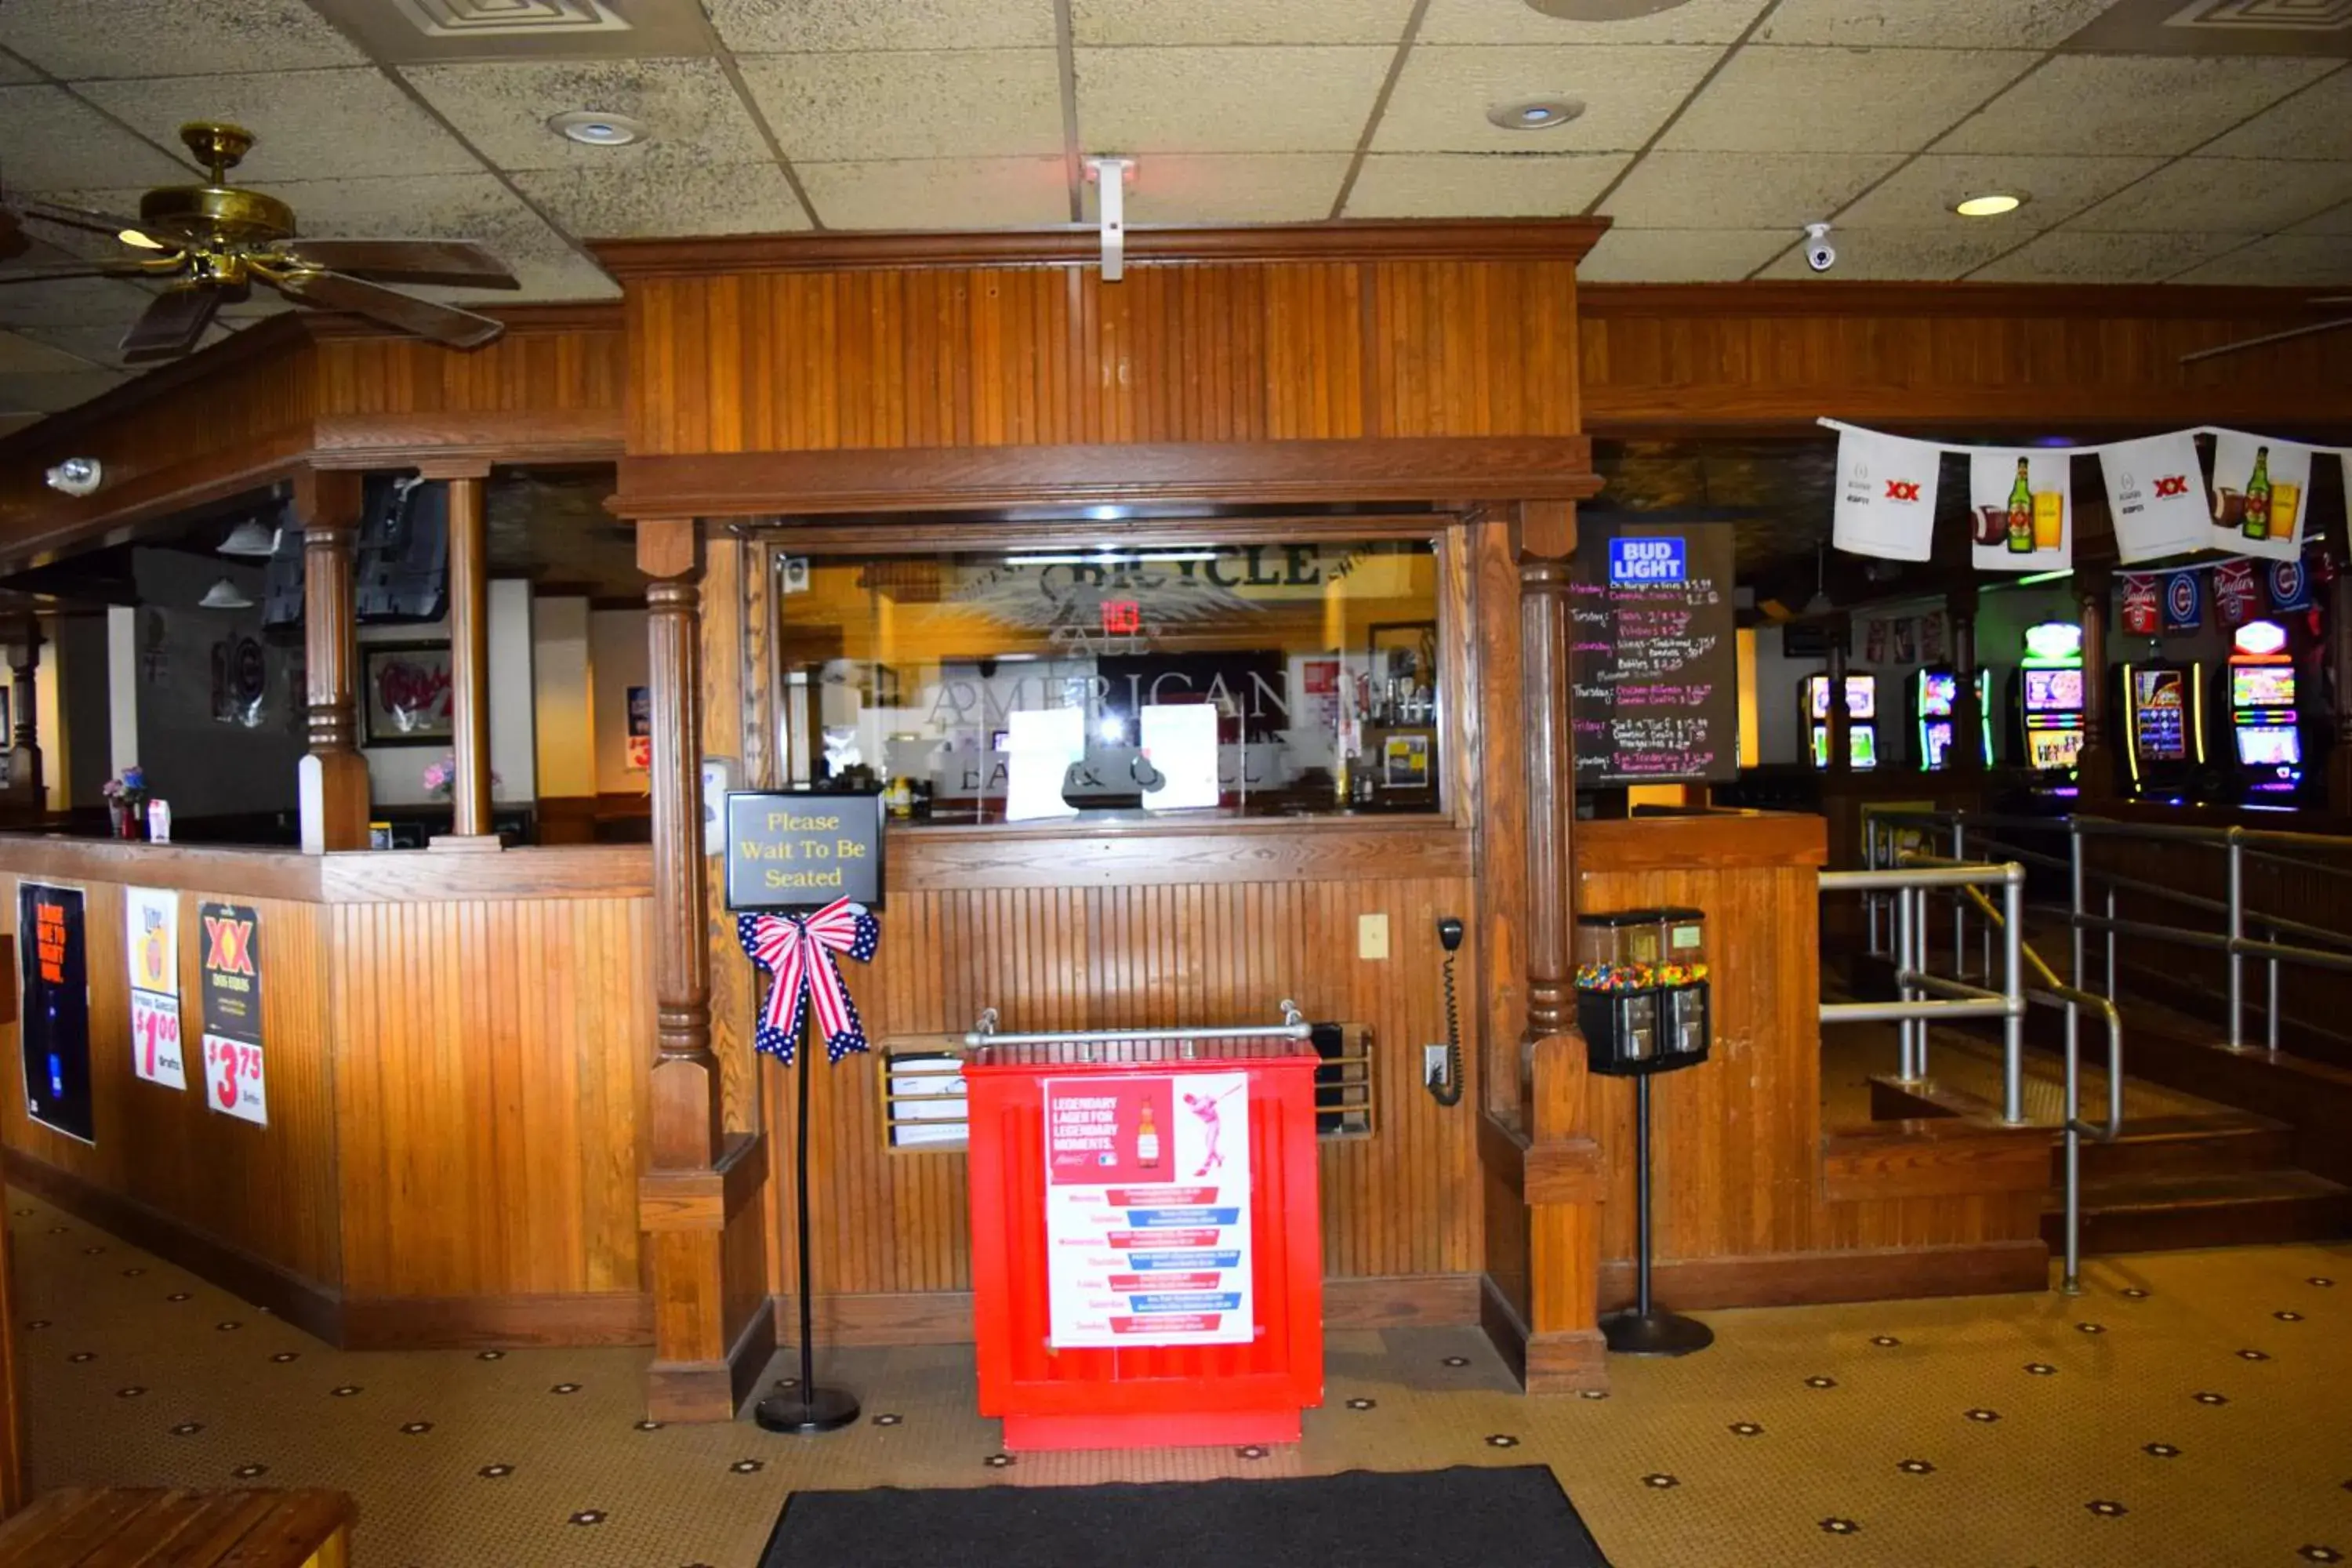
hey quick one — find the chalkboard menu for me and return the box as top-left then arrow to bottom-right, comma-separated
1571,522 -> 1737,786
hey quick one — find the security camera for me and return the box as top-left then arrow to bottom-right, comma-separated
44,456 -> 102,496
1803,222 -> 1836,274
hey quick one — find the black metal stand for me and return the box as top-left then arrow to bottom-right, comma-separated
1599,1073 -> 1713,1357
755,1014 -> 860,1434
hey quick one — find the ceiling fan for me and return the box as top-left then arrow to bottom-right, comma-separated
2180,299 -> 2352,365
0,121 -> 517,362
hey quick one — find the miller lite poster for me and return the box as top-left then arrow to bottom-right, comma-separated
2099,430 -> 2209,563
2209,430 -> 2316,564
2121,575 -> 2160,637
1971,449 -> 2072,572
2163,569 -> 2204,634
1830,423 -> 1940,561
125,886 -> 185,1092
1041,1071 -> 1253,1349
18,881 -> 93,1144
198,901 -> 266,1127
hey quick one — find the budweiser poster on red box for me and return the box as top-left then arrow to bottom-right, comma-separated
2121,575 -> 2160,637
2213,558 -> 2262,628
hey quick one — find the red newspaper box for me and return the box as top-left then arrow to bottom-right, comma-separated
966,1035 -> 1323,1451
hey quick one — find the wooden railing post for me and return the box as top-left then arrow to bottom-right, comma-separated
2333,552 -> 2352,818
1824,621 -> 1852,778
2076,567 -> 2114,801
423,463 -> 495,845
1950,583 -> 1984,777
7,617 -> 42,804
1515,499 -> 1603,1392
294,469 -> 370,852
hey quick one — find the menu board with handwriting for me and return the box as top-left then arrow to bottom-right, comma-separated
1571,522 -> 1737,786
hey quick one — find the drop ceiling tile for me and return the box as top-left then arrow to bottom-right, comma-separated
1074,0 -> 1413,45
3,0 -> 362,80
512,163 -> 809,238
2069,157 -> 2352,234
2200,70 -> 2352,162
736,50 -> 1062,162
2170,234 -> 2352,287
1968,227 -> 2250,282
13,322 -> 234,369
1418,0 -> 1770,45
708,0 -> 1054,52
76,69 -> 487,183
1937,55 -> 2337,158
0,53 -> 41,85
0,275 -> 154,327
0,85 -> 190,189
1602,150 -> 1903,229
1112,154 -> 1353,223
1836,153 -> 2164,230
1345,152 -> 1630,216
1661,45 -> 2041,154
1753,225 -> 2027,279
1754,0 -> 2119,50
0,329 -> 96,374
795,157 -> 1071,229
1078,45 -> 1392,154
1576,227 -> 1790,282
0,369 -> 128,411
0,413 -> 41,436
401,58 -> 772,171
2291,198 -> 2352,235
1374,45 -> 1723,154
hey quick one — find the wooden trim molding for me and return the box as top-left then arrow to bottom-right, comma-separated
310,409 -> 623,468
0,837 -> 652,903
1577,811 -> 1828,874
1597,1240 -> 2049,1312
593,219 -> 1612,279
611,437 -> 1602,519
887,819 -> 1472,891
1580,280 -> 2341,322
339,1293 -> 652,1351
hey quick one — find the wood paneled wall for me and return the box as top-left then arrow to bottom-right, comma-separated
1580,283 -> 2352,434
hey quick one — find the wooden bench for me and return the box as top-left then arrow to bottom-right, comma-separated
0,1488 -> 354,1566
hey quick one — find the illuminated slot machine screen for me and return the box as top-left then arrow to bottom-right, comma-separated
1808,674 -> 1876,718
2236,725 -> 2302,768
2132,668 -> 2188,762
2027,728 -> 2085,772
2024,666 -> 2084,715
1922,722 -> 1955,770
1919,672 -> 1957,718
2231,664 -> 2296,710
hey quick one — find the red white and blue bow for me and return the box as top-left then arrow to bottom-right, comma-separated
737,899 -> 880,1065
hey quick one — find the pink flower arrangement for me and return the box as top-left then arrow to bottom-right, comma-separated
421,754 -> 499,797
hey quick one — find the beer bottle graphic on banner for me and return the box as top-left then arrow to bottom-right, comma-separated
2007,458 -> 2034,554
2242,446 -> 2272,541
1137,1102 -> 1161,1169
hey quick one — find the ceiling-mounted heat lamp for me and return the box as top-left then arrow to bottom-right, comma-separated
1085,156 -> 1135,282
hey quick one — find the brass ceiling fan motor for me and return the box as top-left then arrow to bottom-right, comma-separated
0,120 -> 520,362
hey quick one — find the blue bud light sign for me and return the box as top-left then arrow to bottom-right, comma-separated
1609,535 -> 1686,586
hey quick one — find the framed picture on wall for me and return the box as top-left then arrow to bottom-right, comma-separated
361,641 -> 456,746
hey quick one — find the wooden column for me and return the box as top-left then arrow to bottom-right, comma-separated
1824,622 -> 1852,777
5,618 -> 42,804
427,463 -> 495,845
2076,567 -> 2114,801
294,469 -> 370,852
1950,583 -> 1984,777
635,518 -> 770,1421
1515,499 -> 1603,1393
2332,553 -> 2352,817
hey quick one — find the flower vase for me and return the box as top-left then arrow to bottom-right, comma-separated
113,803 -> 142,840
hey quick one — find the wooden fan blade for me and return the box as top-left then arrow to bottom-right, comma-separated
268,267 -> 505,349
0,262 -> 161,285
2180,318 -> 2352,365
120,284 -> 221,361
276,238 -> 517,289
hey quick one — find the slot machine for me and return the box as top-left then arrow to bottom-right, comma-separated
2221,619 -> 2305,800
2006,621 -> 2085,789
2115,659 -> 2204,801
1803,673 -> 1878,771
1912,667 -> 1992,771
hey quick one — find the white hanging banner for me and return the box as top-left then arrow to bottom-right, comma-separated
2209,430 -> 2317,563
2098,429 -> 2211,564
1969,449 -> 2072,572
1828,421 -> 1941,562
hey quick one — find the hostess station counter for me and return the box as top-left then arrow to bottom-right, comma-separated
965,1029 -> 1324,1451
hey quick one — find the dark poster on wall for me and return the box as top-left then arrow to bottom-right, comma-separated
1571,522 -> 1738,786
19,881 -> 93,1143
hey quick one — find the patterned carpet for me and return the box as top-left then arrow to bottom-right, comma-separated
13,1189 -> 2350,1567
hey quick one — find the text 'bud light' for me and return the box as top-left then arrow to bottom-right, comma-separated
1609,536 -> 1686,586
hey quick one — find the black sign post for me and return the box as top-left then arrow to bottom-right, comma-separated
19,882 -> 93,1143
724,789 -> 884,1439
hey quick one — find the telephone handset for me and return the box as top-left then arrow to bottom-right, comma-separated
1425,916 -> 1465,1106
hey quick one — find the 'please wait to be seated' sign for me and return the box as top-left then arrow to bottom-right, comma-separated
724,790 -> 886,911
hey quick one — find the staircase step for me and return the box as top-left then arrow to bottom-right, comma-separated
2042,1168 -> 2352,1255
2065,1114 -> 2297,1183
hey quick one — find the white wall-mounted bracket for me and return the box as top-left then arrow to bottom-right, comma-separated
1084,156 -> 1136,282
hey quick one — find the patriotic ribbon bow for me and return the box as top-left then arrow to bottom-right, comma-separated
737,898 -> 880,1065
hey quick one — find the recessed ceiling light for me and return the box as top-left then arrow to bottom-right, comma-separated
1523,0 -> 1694,18
547,110 -> 644,147
1955,193 -> 2024,218
1487,97 -> 1585,131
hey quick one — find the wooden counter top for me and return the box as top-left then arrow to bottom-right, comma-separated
1577,810 -> 1827,873
0,836 -> 650,902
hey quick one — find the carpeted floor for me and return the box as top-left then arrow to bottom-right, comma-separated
13,1189 -> 2350,1567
